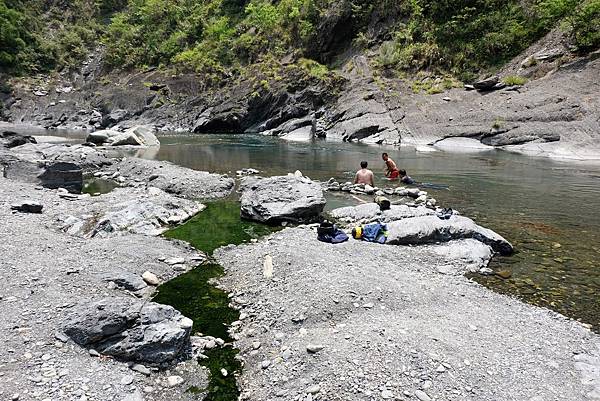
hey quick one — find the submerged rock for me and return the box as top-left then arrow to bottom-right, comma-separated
240,175 -> 326,224
386,215 -> 513,255
61,298 -> 192,364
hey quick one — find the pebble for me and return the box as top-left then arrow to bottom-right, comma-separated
381,389 -> 394,399
165,257 -> 185,265
131,364 -> 151,376
261,360 -> 271,369
306,385 -> 321,394
436,364 -> 446,373
306,344 -> 324,353
221,368 -> 228,377
11,394 -> 19,401
142,271 -> 160,286
89,349 -> 101,357
415,389 -> 432,401
121,375 -> 134,385
252,341 -> 261,350
166,375 -> 184,387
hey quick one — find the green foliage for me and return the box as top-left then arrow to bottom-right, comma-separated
374,0 -> 598,79
565,0 -> 600,50
503,75 -> 528,86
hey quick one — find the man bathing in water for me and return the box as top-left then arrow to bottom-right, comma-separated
382,153 -> 400,180
354,161 -> 374,186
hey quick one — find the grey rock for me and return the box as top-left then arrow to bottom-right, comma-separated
102,271 -> 148,292
414,390 -> 432,401
473,76 -> 500,91
1,131 -> 37,148
112,157 -> 234,200
61,297 -> 193,363
10,201 -> 43,213
240,175 -> 326,224
3,160 -> 83,193
330,203 -> 433,224
131,364 -> 151,376
386,215 -> 513,255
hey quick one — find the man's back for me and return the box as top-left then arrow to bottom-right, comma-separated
355,168 -> 374,186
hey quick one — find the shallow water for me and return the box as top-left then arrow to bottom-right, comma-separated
149,134 -> 600,330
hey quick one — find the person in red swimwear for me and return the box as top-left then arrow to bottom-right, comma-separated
382,153 -> 400,180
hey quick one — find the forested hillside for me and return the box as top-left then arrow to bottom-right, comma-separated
2,0 -> 599,82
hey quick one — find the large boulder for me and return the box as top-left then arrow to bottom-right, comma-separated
1,130 -> 37,148
61,298 -> 193,364
386,215 -> 513,255
3,159 -> 83,193
87,126 -> 160,147
240,175 -> 326,224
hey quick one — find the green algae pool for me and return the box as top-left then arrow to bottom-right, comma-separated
153,201 -> 276,401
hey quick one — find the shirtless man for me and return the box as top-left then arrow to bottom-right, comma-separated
354,161 -> 374,186
382,153 -> 400,180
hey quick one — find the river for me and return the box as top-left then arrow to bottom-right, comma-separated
41,131 -> 600,330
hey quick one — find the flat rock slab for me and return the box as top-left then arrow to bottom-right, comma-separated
58,186 -> 204,237
240,175 -> 326,224
386,215 -> 513,255
61,297 -> 193,364
330,203 -> 433,224
113,157 -> 234,200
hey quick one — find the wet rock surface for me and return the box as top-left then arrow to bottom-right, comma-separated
215,227 -> 600,400
240,174 -> 326,224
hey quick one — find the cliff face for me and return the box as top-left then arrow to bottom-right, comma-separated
2,1 -> 600,159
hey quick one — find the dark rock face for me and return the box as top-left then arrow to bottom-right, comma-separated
386,215 -> 513,255
61,298 -> 193,364
1,131 -> 37,148
11,201 -> 43,213
3,160 -> 83,193
240,175 -> 326,224
101,109 -> 129,128
38,162 -> 83,192
473,76 -> 500,91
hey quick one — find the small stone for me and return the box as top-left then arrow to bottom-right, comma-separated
11,394 -> 19,401
436,364 -> 446,373
363,303 -> 374,309
166,375 -> 184,387
415,390 -> 432,401
306,344 -> 324,354
252,341 -> 261,350
221,368 -> 228,377
165,257 -> 185,265
204,339 -> 216,349
381,389 -> 394,399
131,364 -> 151,376
495,269 -> 512,279
261,360 -> 271,369
88,349 -> 101,357
306,385 -> 321,394
142,271 -> 160,286
11,201 -> 43,214
121,375 -> 134,385
143,386 -> 154,393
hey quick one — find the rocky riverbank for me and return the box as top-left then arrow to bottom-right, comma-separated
2,40 -> 599,160
1,133 -> 600,401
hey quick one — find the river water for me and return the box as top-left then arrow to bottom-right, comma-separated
37,131 -> 600,330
